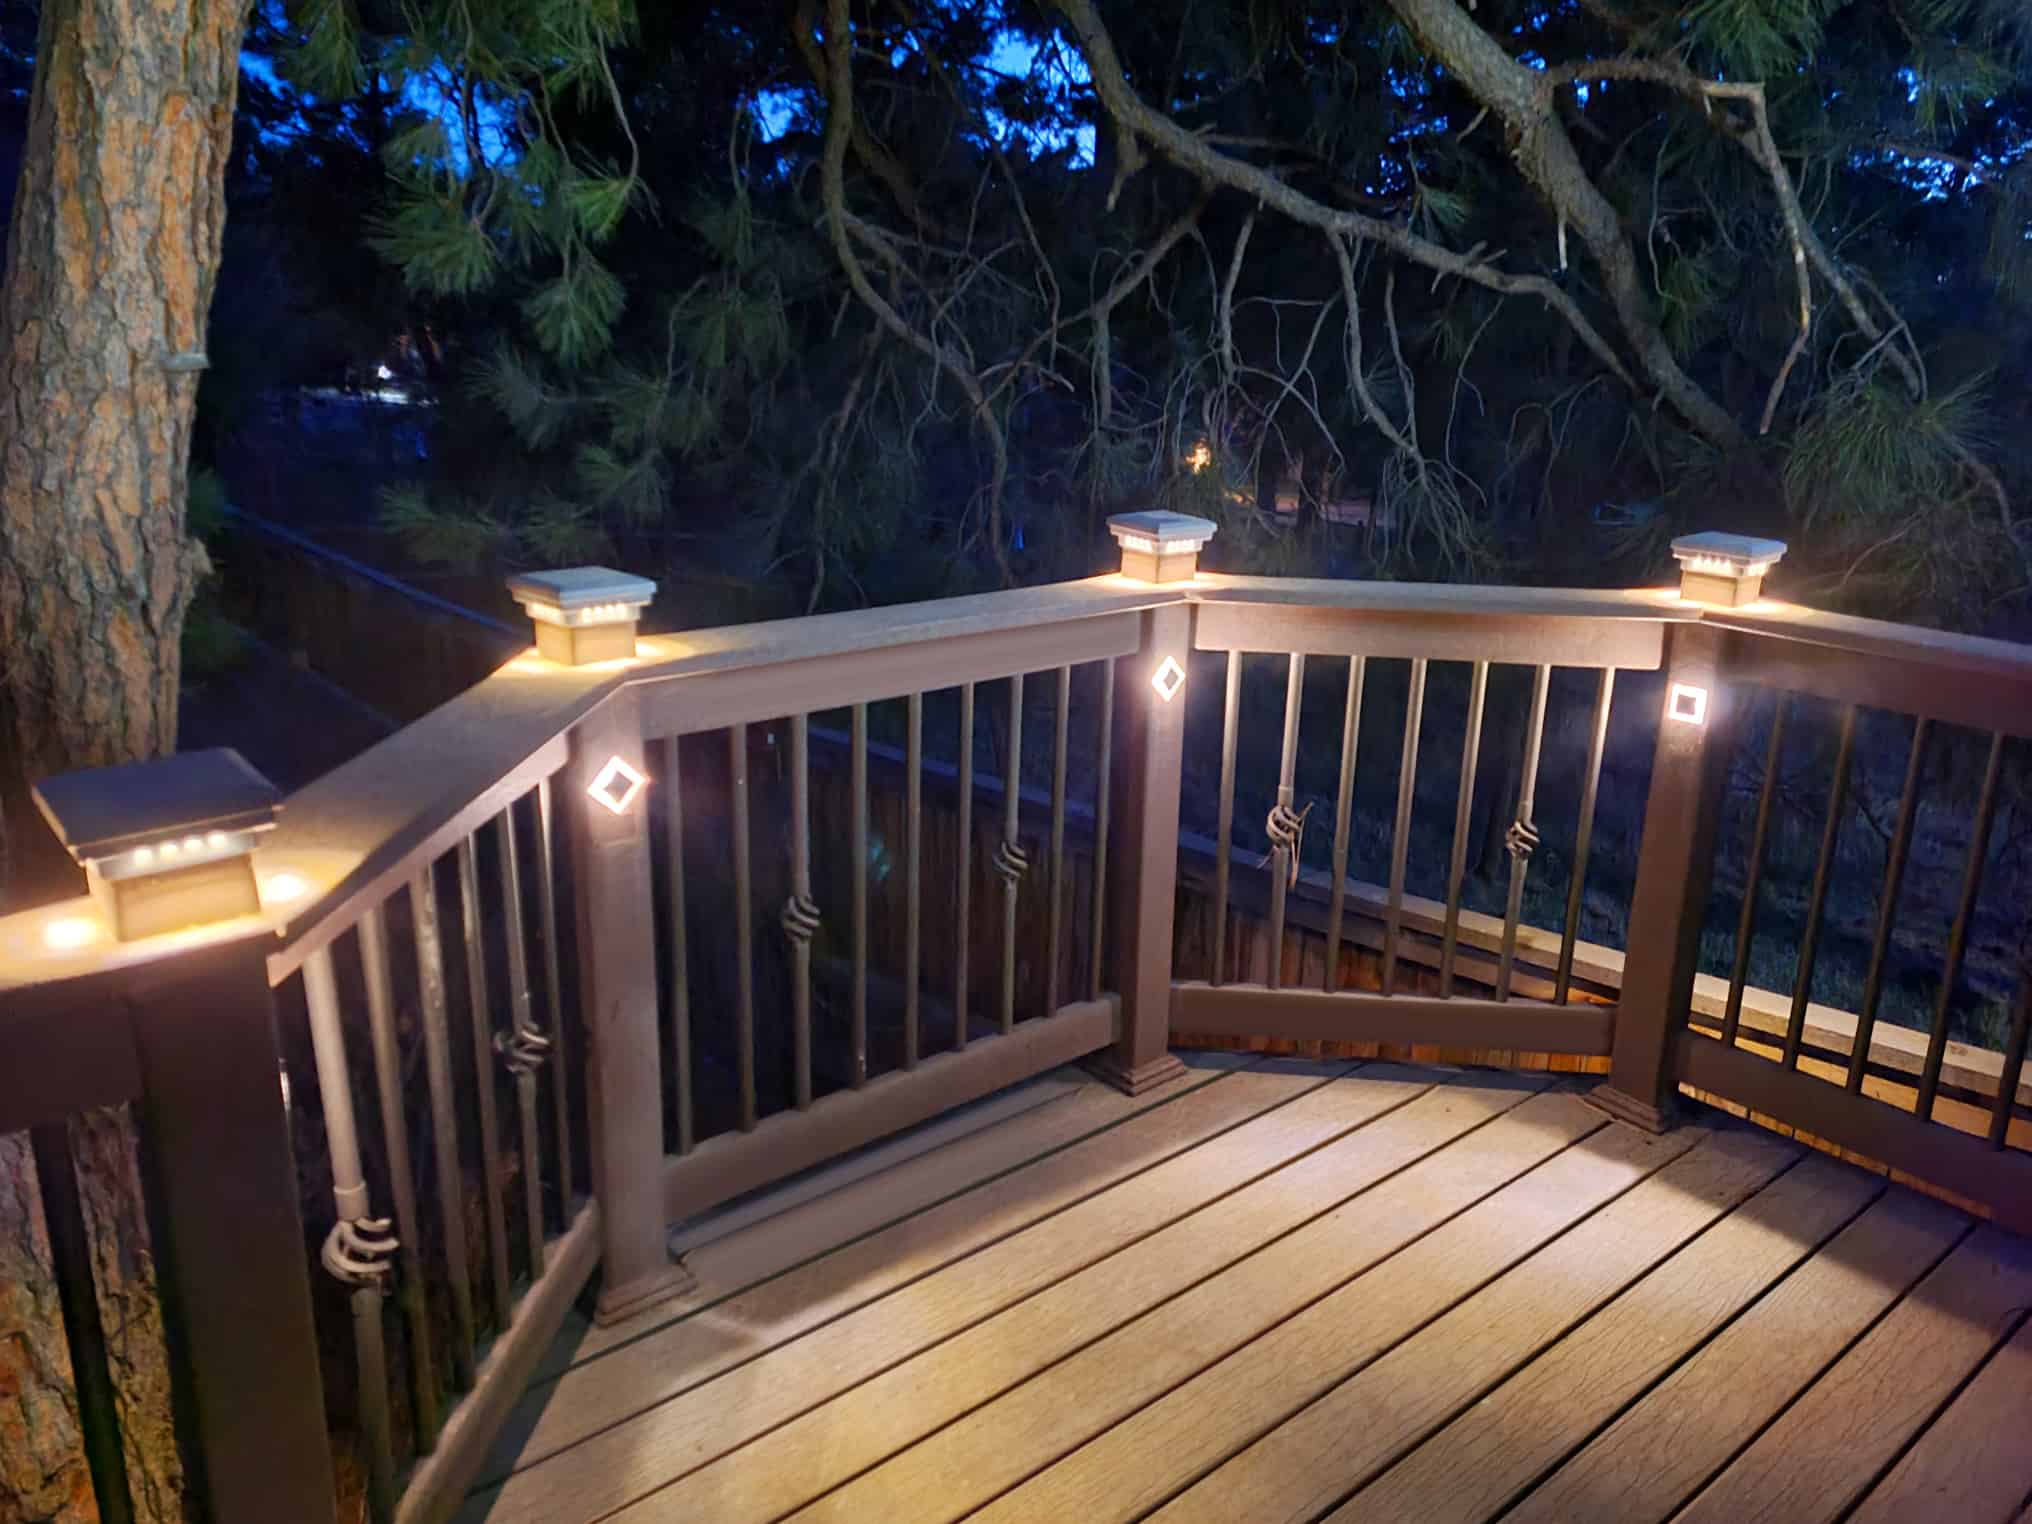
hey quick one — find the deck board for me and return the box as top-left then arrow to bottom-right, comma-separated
1329,1152 -> 1885,1524
466,1057 -> 1359,1517
1152,1127 -> 1802,1524
1850,1313 -> 2032,1524
1501,1188 -> 1973,1524
460,1061 -> 2032,1524
959,1103 -> 1696,1524
1676,1224 -> 2032,1524
607,1072 -> 1553,1524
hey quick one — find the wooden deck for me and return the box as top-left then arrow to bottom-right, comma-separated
458,1054 -> 2032,1524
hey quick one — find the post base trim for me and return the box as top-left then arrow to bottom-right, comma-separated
1085,1050 -> 1188,1097
593,1260 -> 694,1327
1586,1083 -> 1682,1134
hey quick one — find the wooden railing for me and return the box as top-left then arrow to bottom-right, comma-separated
1,560 -> 2027,1524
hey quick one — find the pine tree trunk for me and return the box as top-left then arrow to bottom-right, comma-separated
0,7 -> 249,1523
0,0 -> 248,900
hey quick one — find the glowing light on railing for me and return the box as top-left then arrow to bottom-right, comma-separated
262,872 -> 309,905
1666,682 -> 1710,727
44,916 -> 101,951
587,755 -> 649,814
1150,655 -> 1187,703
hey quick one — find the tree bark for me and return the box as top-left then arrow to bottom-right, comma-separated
0,0 -> 248,900
1380,0 -> 1746,449
0,7 -> 248,1523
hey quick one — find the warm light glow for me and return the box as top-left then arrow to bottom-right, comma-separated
1667,682 -> 1710,727
520,599 -> 644,629
134,846 -> 154,867
262,872 -> 309,904
1187,439 -> 1213,473
161,841 -> 180,859
182,836 -> 203,852
207,831 -> 228,849
1677,552 -> 1769,578
587,755 -> 649,814
1150,655 -> 1187,703
44,916 -> 100,951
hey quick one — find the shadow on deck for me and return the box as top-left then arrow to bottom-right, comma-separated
457,1053 -> 2032,1524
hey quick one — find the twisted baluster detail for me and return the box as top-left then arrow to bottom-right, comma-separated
1505,817 -> 1541,862
781,892 -> 821,944
495,1023 -> 552,1076
322,1216 -> 399,1289
992,837 -> 1030,886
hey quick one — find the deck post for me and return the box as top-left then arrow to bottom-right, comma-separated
1092,601 -> 1192,1094
565,686 -> 692,1323
1594,622 -> 1733,1131
128,934 -> 336,1524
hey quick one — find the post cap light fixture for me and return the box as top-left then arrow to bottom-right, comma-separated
1108,511 -> 1218,585
32,749 -> 282,942
1670,532 -> 1787,608
507,566 -> 658,666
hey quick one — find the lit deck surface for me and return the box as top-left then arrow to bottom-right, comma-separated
460,1054 -> 2032,1524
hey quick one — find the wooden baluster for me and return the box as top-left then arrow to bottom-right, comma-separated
1555,668 -> 1615,1005
410,862 -> 475,1385
1595,625 -> 1732,1131
1439,660 -> 1489,998
1095,604 -> 1192,1093
565,688 -> 688,1324
1266,653 -> 1306,991
1324,656 -> 1365,992
1382,659 -> 1428,996
358,903 -> 439,1448
1722,693 -> 1787,1044
1991,968 -> 2030,1150
729,721 -> 758,1126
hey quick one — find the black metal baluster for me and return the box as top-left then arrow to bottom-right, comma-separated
1439,661 -> 1489,998
1848,718 -> 1930,1094
1555,668 -> 1616,1005
1784,703 -> 1857,1070
1918,733 -> 2006,1121
1723,694 -> 1789,1046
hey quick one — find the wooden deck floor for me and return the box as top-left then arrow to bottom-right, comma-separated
459,1054 -> 2032,1524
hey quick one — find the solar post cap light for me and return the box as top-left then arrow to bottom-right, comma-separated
1107,510 -> 1218,585
1670,531 -> 1787,608
507,566 -> 658,666
32,748 -> 283,943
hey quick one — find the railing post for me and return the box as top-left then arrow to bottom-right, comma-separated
127,934 -> 336,1524
1094,601 -> 1192,1094
563,685 -> 691,1323
1593,622 -> 1733,1130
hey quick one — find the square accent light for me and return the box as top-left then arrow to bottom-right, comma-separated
1666,682 -> 1710,727
1150,655 -> 1187,703
587,755 -> 649,814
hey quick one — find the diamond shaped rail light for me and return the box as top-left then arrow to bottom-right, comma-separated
1670,532 -> 1787,608
1108,511 -> 1217,584
1150,655 -> 1187,703
587,755 -> 649,815
508,566 -> 657,666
